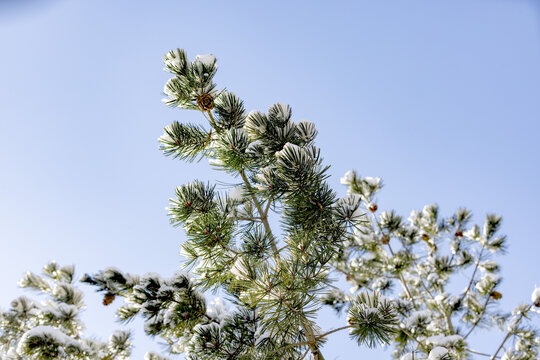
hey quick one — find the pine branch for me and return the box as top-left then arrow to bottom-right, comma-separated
386,242 -> 415,303
301,320 -> 325,360
418,281 -> 454,334
490,305 -> 532,360
463,295 -> 491,339
371,209 -> 415,308
461,247 -> 485,303
239,169 -> 278,254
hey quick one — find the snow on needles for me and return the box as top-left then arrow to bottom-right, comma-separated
428,346 -> 449,360
532,286 -> 540,307
425,334 -> 463,348
17,326 -> 85,354
207,298 -> 229,322
340,170 -> 355,185
194,54 -> 216,67
228,186 -> 245,202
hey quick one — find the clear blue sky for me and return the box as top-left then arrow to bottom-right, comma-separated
1,1 -> 539,359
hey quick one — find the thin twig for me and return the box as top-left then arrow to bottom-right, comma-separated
464,295 -> 491,339
315,325 -> 352,341
387,242 -> 415,304
466,348 -> 500,358
239,169 -> 278,254
263,197 -> 273,218
461,247 -> 485,302
419,281 -> 453,334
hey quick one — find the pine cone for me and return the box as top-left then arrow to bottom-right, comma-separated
196,93 -> 214,111
103,292 -> 116,306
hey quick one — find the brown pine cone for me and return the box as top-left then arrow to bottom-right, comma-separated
103,292 -> 115,306
197,93 -> 214,111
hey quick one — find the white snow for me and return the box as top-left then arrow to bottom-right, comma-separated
340,170 -> 355,185
247,109 -> 263,119
208,158 -> 224,166
335,194 -> 364,222
163,78 -> 176,97
158,127 -> 174,143
245,140 -> 264,154
42,303 -> 79,319
428,346 -> 448,360
207,298 -> 229,322
372,278 -> 391,291
296,120 -> 316,142
426,334 -> 463,348
18,326 -> 84,354
143,314 -> 164,334
272,102 -> 291,120
407,210 -> 421,225
363,252 -> 376,261
171,334 -> 192,354
141,272 -> 164,284
475,273 -> 500,294
228,186 -> 245,202
532,286 -> 540,307
364,307 -> 379,316
405,310 -> 431,328
364,177 -> 381,187
194,54 -> 216,67
464,225 -> 480,240
164,49 -> 183,68
434,294 -> 447,304
276,142 -> 301,156
194,83 -> 218,97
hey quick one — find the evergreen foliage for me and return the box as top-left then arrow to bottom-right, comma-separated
336,171 -> 539,359
2,48 -> 539,360
0,262 -> 131,360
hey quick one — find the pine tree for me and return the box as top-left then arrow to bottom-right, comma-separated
2,48 -> 539,360
0,262 -> 131,359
